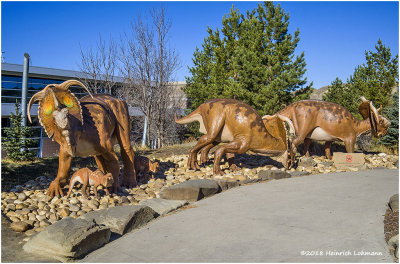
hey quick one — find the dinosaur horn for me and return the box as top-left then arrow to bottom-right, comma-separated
360,96 -> 368,103
49,89 -> 60,109
277,114 -> 295,135
27,89 -> 46,123
58,80 -> 93,98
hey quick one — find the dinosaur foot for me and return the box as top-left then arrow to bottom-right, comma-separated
188,160 -> 201,170
47,180 -> 64,197
122,178 -> 137,189
213,167 -> 225,176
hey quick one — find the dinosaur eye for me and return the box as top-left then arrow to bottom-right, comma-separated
63,96 -> 74,108
43,103 -> 53,115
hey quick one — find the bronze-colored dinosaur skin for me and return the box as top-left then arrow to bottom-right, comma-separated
175,98 -> 293,175
28,80 -> 136,197
270,98 -> 390,159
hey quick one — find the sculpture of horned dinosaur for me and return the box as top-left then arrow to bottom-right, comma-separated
263,97 -> 390,159
174,98 -> 295,175
28,80 -> 137,197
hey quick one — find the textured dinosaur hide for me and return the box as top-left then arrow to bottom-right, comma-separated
28,80 -> 136,197
175,98 -> 295,175
269,97 -> 390,159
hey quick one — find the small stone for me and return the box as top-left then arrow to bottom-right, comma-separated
25,229 -> 36,236
10,221 -> 30,232
69,198 -> 80,205
59,208 -> 70,217
18,193 -> 27,201
69,204 -> 80,212
166,175 -> 174,181
87,200 -> 99,209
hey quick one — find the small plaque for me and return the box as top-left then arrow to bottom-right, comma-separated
333,152 -> 365,169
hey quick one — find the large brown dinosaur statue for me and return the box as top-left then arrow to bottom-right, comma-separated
175,98 -> 295,175
263,97 -> 390,159
28,80 -> 136,197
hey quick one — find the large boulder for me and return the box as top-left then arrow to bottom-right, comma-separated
23,217 -> 110,261
139,198 -> 188,216
297,157 -> 317,168
258,170 -> 291,181
160,179 -> 220,202
389,194 -> 399,212
79,205 -> 156,235
213,179 -> 240,191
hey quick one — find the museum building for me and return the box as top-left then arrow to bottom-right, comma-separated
1,62 -> 185,158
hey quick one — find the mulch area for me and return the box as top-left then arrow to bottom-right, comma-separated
384,208 -> 399,243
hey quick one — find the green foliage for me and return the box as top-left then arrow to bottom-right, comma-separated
184,1 -> 313,116
378,92 -> 399,148
2,102 -> 37,161
324,39 -> 398,117
323,77 -> 361,118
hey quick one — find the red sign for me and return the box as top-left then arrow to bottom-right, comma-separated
346,155 -> 353,163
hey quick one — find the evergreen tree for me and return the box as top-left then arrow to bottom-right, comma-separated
185,2 -> 313,115
2,102 -> 36,161
323,77 -> 361,118
378,92 -> 399,148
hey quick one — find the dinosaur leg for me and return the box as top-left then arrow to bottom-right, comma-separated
101,152 -> 121,193
213,140 -> 248,175
114,104 -> 137,188
200,142 -> 218,165
47,147 -> 72,197
94,155 -> 106,173
343,137 -> 355,154
324,141 -> 333,159
226,153 -> 239,171
303,138 -> 312,157
188,117 -> 225,170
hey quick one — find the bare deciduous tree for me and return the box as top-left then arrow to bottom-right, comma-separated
78,34 -> 118,95
119,7 -> 182,148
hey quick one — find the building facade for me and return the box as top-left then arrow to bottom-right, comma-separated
1,62 -> 187,158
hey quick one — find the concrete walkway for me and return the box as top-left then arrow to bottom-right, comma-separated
81,168 -> 398,263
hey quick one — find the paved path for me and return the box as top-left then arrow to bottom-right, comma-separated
81,169 -> 398,263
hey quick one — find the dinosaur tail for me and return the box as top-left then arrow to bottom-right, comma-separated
174,108 -> 202,125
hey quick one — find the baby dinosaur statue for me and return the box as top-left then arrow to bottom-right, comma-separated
175,98 -> 295,175
264,97 -> 390,159
28,80 -> 136,197
134,155 -> 160,181
66,167 -> 113,198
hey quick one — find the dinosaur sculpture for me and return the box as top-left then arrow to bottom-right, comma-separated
28,80 -> 136,197
175,98 -> 295,175
264,97 -> 390,159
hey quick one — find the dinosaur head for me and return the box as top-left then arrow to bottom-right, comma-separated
359,96 -> 390,137
262,114 -> 296,169
102,173 -> 114,188
28,80 -> 93,156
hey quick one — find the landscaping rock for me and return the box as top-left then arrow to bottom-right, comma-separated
258,170 -> 291,181
139,198 -> 188,216
79,205 -> 156,235
159,179 -> 220,202
289,171 -> 311,177
214,179 -> 240,191
23,217 -> 110,261
388,234 -> 399,260
10,221 -> 29,232
298,157 -> 317,168
389,194 -> 399,212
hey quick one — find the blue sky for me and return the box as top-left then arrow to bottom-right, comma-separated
2,1 -> 399,89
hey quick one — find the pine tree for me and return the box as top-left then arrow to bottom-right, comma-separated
2,102 -> 36,161
324,39 -> 398,118
378,92 -> 399,148
323,77 -> 361,118
185,2 -> 313,115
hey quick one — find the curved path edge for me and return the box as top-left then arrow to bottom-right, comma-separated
81,168 -> 398,263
